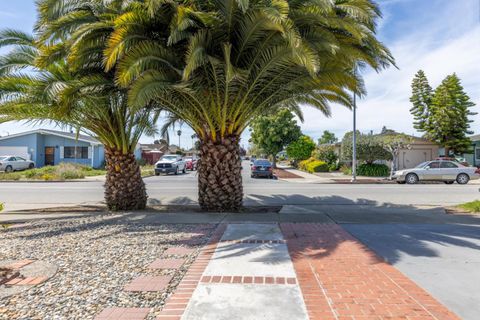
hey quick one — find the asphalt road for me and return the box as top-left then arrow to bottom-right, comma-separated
1,161 -> 479,211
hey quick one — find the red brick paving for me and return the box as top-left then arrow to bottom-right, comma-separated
95,307 -> 150,320
7,276 -> 48,286
5,259 -> 35,269
157,224 -> 227,320
148,258 -> 186,270
164,247 -> 196,256
280,223 -> 460,320
124,275 -> 173,292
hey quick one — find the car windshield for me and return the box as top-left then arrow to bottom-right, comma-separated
415,161 -> 429,168
254,160 -> 271,166
161,156 -> 177,161
0,156 -> 7,161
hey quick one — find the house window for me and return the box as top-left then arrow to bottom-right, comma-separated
64,146 -> 89,159
476,148 -> 480,161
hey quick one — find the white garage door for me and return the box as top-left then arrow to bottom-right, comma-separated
0,146 -> 30,159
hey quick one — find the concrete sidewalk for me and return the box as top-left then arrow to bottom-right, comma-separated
154,222 -> 460,319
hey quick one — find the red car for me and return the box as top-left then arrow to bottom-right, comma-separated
184,156 -> 198,170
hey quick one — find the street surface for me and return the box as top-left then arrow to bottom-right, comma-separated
1,161 -> 479,211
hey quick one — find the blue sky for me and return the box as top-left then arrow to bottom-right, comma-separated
0,0 -> 479,149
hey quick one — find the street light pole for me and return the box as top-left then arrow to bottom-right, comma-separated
351,68 -> 357,182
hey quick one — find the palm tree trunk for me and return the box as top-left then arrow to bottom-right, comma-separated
104,147 -> 147,210
198,136 -> 243,211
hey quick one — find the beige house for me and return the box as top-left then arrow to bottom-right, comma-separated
394,136 -> 439,170
333,133 -> 439,170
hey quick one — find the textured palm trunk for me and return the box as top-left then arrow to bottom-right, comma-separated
104,147 -> 147,211
198,136 -> 243,211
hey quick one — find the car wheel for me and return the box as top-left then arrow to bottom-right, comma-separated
182,167 -> 186,174
456,173 -> 470,185
174,167 -> 179,175
5,165 -> 13,173
444,181 -> 454,185
405,173 -> 418,184
155,172 -> 160,176
251,174 -> 255,178
28,163 -> 34,169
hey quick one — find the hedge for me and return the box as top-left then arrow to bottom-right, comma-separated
357,163 -> 389,177
299,158 -> 329,173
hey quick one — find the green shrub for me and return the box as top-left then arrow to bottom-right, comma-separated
306,160 -> 329,173
340,164 -> 352,175
313,145 -> 338,166
41,173 -> 57,181
298,158 -> 315,171
357,163 -> 389,177
60,170 -> 85,180
0,173 -> 21,180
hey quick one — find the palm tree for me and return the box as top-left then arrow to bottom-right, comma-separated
0,4 -> 160,210
104,0 -> 394,211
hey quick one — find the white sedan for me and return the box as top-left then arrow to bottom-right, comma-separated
0,155 -> 35,172
393,160 -> 480,185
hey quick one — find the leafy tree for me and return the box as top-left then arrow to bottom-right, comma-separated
318,131 -> 338,145
409,70 -> 433,132
429,74 -> 475,155
377,133 -> 413,179
313,145 -> 338,167
341,131 -> 391,164
0,27 -> 158,210
6,0 -> 394,212
250,109 -> 301,168
286,136 -> 316,163
410,72 -> 475,155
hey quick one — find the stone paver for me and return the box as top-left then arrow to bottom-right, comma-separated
148,258 -> 186,270
181,284 -> 308,320
281,223 -> 460,320
164,247 -> 196,256
177,223 -> 309,320
124,275 -> 172,292
95,307 -> 150,320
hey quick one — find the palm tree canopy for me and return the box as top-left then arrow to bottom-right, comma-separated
0,2 -> 161,154
102,0 -> 395,141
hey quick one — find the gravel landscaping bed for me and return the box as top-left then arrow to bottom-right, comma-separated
0,216 -> 215,320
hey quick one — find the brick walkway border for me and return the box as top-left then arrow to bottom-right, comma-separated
157,223 -> 228,320
281,223 -> 460,320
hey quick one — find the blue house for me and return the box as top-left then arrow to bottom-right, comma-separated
0,129 -> 133,168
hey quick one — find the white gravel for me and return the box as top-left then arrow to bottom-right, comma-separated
0,216 -> 215,320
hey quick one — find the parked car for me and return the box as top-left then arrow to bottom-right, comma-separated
184,156 -> 198,171
0,156 -> 35,172
251,159 -> 273,178
250,156 -> 257,165
154,154 -> 186,175
393,160 -> 480,185
435,156 -> 469,167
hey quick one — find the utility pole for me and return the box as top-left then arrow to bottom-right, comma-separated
351,68 -> 357,182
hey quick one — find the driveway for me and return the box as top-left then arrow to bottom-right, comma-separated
343,223 -> 480,320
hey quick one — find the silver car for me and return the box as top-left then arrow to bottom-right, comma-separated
393,160 -> 480,185
0,155 -> 35,172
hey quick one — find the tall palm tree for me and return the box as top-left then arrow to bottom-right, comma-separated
104,0 -> 395,211
0,2 -> 160,210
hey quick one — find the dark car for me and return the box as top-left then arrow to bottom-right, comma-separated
251,159 -> 273,178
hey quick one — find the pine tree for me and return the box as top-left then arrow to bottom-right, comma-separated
409,70 -> 433,132
428,74 -> 476,155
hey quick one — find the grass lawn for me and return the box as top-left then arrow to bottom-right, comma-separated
0,163 -> 155,181
456,200 -> 480,213
0,163 -> 105,181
